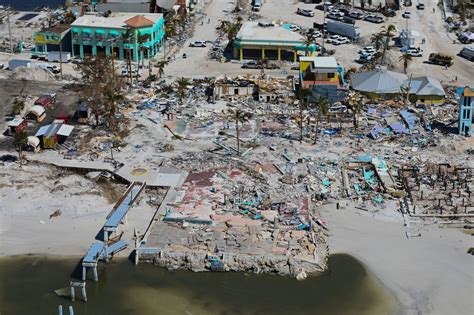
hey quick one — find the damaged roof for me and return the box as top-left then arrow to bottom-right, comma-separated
403,76 -> 445,96
350,70 -> 408,94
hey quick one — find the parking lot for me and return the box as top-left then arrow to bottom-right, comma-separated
165,0 -> 472,86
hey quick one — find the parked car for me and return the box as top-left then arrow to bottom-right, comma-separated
190,41 -> 206,47
416,3 -> 425,9
359,46 -> 376,54
348,11 -> 364,19
333,37 -> 350,45
297,8 -> 315,17
327,35 -> 343,44
428,53 -> 454,66
405,48 -> 423,57
314,31 -> 323,38
402,11 -> 411,18
315,2 -> 333,11
356,54 -> 374,64
459,46 -> 474,61
327,12 -> 344,21
364,15 -> 384,23
242,61 -> 260,69
384,9 -> 396,17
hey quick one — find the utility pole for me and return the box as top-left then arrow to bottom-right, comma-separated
322,5 -> 326,53
59,41 -> 63,80
7,6 -> 13,54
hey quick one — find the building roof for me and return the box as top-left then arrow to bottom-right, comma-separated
124,15 -> 155,28
27,136 -> 40,147
72,12 -> 162,30
350,70 -> 408,94
35,123 -> 74,137
403,76 -> 445,96
156,0 -> 177,10
461,86 -> 474,97
29,105 -> 46,117
235,22 -> 305,46
7,117 -> 25,127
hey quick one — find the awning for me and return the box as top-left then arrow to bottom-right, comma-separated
35,125 -> 49,137
82,29 -> 92,34
29,105 -> 45,117
27,136 -> 40,147
95,29 -> 105,35
57,124 -> 74,137
109,30 -> 120,36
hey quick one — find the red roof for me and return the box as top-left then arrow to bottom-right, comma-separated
124,15 -> 154,28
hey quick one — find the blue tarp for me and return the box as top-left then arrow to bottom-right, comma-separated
400,110 -> 417,130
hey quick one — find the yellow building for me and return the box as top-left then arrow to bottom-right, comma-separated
299,56 -> 342,89
403,76 -> 446,105
233,22 -> 317,62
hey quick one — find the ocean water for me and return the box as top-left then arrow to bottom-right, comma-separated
0,254 -> 398,315
0,0 -> 64,11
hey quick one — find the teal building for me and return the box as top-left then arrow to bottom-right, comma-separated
71,12 -> 165,61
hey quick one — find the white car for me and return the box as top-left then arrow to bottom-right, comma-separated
359,46 -> 376,54
333,37 -> 350,45
190,41 -> 206,47
297,8 -> 315,17
364,14 -> 384,23
314,31 -> 323,38
327,12 -> 344,21
405,48 -> 423,57
402,11 -> 411,18
327,35 -> 343,44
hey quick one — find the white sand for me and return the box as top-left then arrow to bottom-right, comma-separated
320,203 -> 474,315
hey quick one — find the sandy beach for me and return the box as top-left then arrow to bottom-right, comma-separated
320,203 -> 474,315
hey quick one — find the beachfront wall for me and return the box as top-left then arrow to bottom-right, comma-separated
71,17 -> 165,62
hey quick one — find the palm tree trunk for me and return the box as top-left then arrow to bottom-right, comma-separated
148,50 -> 152,77
128,49 -> 132,83
299,106 -> 304,142
314,112 -> 320,144
18,146 -> 22,165
236,120 -> 240,155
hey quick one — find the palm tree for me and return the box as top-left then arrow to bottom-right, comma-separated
304,30 -> 316,56
176,77 -> 190,104
217,18 -> 242,41
311,96 -> 329,143
156,60 -> 168,78
122,29 -> 134,83
295,88 -> 312,142
136,32 -> 150,81
347,92 -> 363,143
228,108 -> 251,155
104,88 -> 124,130
11,99 -> 25,115
379,24 -> 396,65
370,32 -> 384,52
399,53 -> 412,74
13,131 -> 28,165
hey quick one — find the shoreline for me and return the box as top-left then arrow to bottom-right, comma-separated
321,204 -> 473,315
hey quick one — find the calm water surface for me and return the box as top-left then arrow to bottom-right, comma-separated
0,254 -> 397,315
